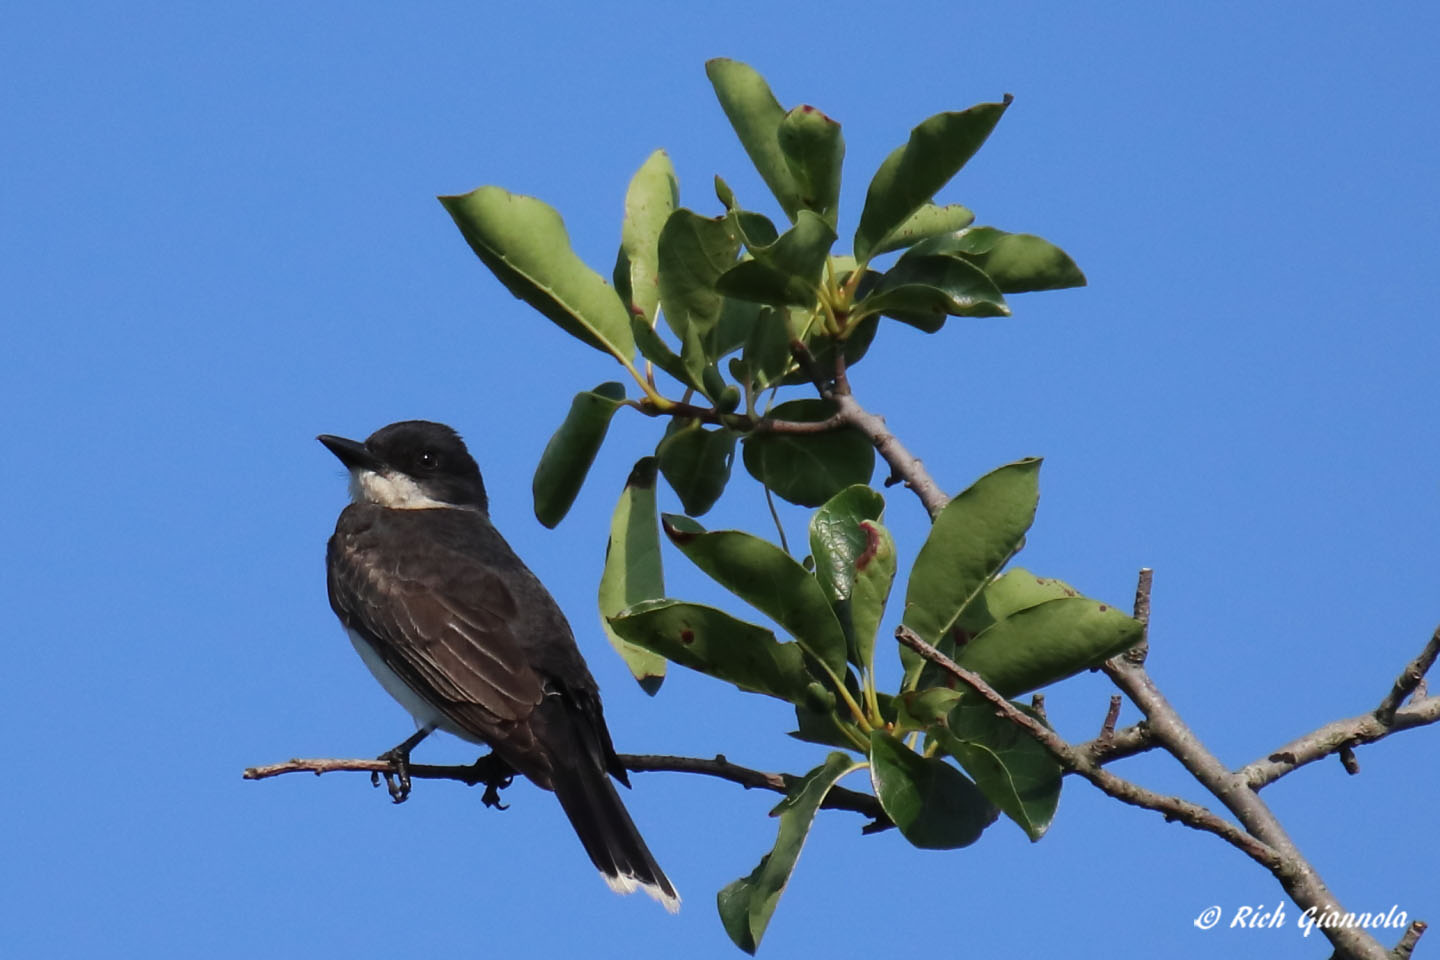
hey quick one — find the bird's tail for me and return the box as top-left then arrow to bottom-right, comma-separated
549,759 -> 680,913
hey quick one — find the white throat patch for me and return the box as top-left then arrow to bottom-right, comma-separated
349,468 -> 453,510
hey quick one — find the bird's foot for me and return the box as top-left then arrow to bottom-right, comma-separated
372,727 -> 433,804
465,752 -> 516,810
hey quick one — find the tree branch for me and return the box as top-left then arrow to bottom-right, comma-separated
1391,920 -> 1428,960
895,568 -> 1429,960
622,753 -> 889,827
621,339 -> 953,519
244,752 -> 891,830
827,392 -> 949,518
630,394 -> 856,437
750,413 -> 847,435
1076,721 -> 1155,766
244,756 -> 504,787
1376,625 -> 1440,724
1240,694 -> 1440,789
1231,625 -> 1440,792
1104,570 -> 1394,960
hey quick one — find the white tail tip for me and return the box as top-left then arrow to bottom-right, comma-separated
601,871 -> 681,914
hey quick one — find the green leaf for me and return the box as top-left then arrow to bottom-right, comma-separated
607,599 -> 813,702
718,753 -> 861,954
613,150 -> 679,325
901,458 -> 1041,654
597,458 -> 668,693
853,96 -> 1013,264
655,420 -> 736,517
705,58 -> 803,222
531,382 -> 627,528
715,210 -> 837,308
661,513 -> 849,678
917,569 -> 1096,691
656,210 -> 740,342
631,314 -> 703,393
656,209 -> 741,387
932,697 -> 1063,841
742,399 -> 875,508
909,226 -> 1085,293
868,731 -> 997,849
956,568 -> 1082,638
789,702 -> 856,749
727,207 -> 780,249
954,596 -> 1143,698
868,203 -> 976,258
861,254 -> 1010,332
808,486 -> 893,669
440,186 -> 634,361
712,296 -> 764,359
809,487 -> 885,602
851,520 -> 895,672
778,105 -> 844,226
740,306 -> 793,391
894,686 -> 966,735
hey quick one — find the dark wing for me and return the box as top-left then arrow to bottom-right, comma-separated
326,507 -> 547,750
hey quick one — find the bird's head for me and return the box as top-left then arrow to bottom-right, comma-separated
318,420 -> 488,511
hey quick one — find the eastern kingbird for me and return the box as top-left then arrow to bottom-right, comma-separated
319,420 -> 678,911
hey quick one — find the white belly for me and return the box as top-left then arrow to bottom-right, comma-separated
346,628 -> 484,745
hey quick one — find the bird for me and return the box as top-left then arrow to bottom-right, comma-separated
318,419 -> 678,912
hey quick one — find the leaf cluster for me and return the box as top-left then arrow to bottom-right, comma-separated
611,469 -> 1139,950
440,59 -> 1085,530
441,59 -> 1128,953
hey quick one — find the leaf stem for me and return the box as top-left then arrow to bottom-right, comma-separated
618,354 -> 667,406
862,666 -> 882,728
809,655 -> 872,734
763,482 -> 790,555
816,298 -> 841,338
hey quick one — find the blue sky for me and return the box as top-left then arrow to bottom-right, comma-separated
3,3 -> 1437,957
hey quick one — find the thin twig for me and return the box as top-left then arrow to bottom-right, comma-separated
245,756 -> 509,787
630,395 -> 848,437
751,414 -> 847,435
622,754 -> 887,826
828,393 -> 948,518
1392,920 -> 1428,959
1239,695 -> 1440,789
1376,626 -> 1440,724
1099,695 -> 1122,739
1123,568 -> 1152,665
1241,624 -> 1440,790
1078,721 -> 1155,766
245,753 -> 891,829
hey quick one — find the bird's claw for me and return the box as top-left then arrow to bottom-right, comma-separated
372,727 -> 433,804
481,781 -> 509,810
374,746 -> 413,803
468,752 -> 515,811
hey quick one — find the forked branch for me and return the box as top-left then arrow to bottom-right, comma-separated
897,572 -> 1436,960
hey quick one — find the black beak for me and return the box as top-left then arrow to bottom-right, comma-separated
318,434 -> 381,471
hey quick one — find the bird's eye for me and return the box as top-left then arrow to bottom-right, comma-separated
418,451 -> 438,470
